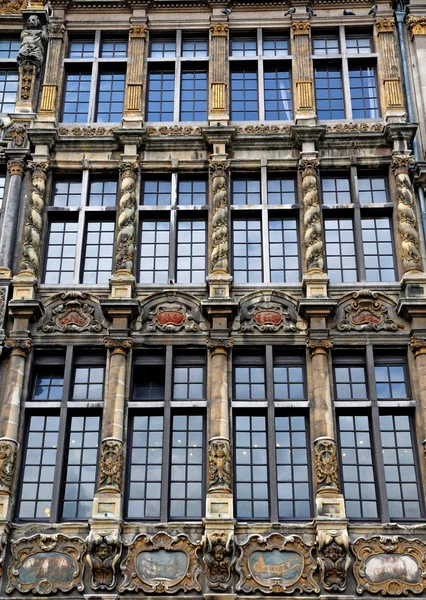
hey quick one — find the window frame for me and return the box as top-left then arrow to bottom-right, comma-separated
0,33 -> 20,114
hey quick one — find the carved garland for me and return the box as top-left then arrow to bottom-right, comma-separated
314,437 -> 340,491
116,163 -> 138,274
98,438 -> 123,491
391,154 -> 421,272
210,161 -> 229,273
317,529 -> 350,592
298,158 -> 323,272
208,437 -> 231,494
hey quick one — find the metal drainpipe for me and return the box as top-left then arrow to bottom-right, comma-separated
395,2 -> 426,245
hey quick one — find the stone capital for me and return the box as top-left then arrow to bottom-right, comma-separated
205,337 -> 233,350
307,337 -> 333,355
410,337 -> 426,356
104,337 -> 133,353
292,21 -> 310,35
210,23 -> 228,37
391,152 -> 415,175
4,337 -> 31,354
407,15 -> 426,37
209,160 -> 229,176
7,158 -> 25,177
118,161 -> 139,179
48,21 -> 65,38
130,24 -> 147,38
298,156 -> 320,174
375,17 -> 395,33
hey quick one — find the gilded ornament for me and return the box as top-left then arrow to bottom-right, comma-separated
211,23 -> 228,37
58,126 -> 118,136
210,160 -> 229,273
99,438 -> 123,490
299,157 -> 324,272
203,531 -> 235,591
87,530 -> 122,590
327,122 -> 384,133
146,125 -> 201,136
376,17 -> 395,33
0,0 -> 26,14
208,437 -> 231,493
314,437 -> 340,490
292,21 -> 310,35
0,438 -> 17,490
407,15 -> 426,37
316,529 -> 350,592
235,124 -> 290,134
7,158 -> 25,177
116,162 -> 138,273
130,24 -> 148,38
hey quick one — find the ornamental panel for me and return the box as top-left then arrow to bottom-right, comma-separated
333,290 -> 405,332
136,291 -> 208,334
38,292 -> 106,333
232,290 -> 306,334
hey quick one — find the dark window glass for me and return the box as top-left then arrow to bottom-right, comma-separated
0,69 -> 19,112
235,415 -> 269,519
72,367 -> 105,401
273,365 -> 304,399
232,218 -> 262,283
232,177 -> 261,205
346,35 -> 373,54
230,36 -> 257,56
176,219 -> 206,284
44,221 -> 78,284
33,373 -> 64,401
128,414 -> 164,519
52,180 -> 82,207
339,414 -> 378,519
150,38 -> 176,58
139,220 -> 170,284
358,177 -> 387,204
335,365 -> 367,399
313,36 -> 339,55
349,66 -> 379,118
180,68 -> 207,121
182,37 -> 208,57
380,414 -> 422,519
146,69 -> 175,122
96,71 -> 125,122
269,218 -> 299,283
82,220 -> 115,284
315,67 -> 344,120
68,38 -> 95,58
0,38 -> 20,59
362,217 -> 396,282
133,365 -> 165,400
276,415 -> 311,518
231,68 -> 259,121
61,72 -> 91,122
178,178 -> 207,206
173,366 -> 204,400
143,178 -> 171,206
264,66 -> 292,120
62,415 -> 100,519
324,218 -> 357,283
375,364 -> 407,399
88,179 -> 117,206
267,178 -> 296,205
170,414 -> 204,519
0,174 -> 5,209
101,38 -> 128,58
322,177 -> 351,205
19,415 -> 60,519
235,366 -> 266,400
263,36 -> 289,56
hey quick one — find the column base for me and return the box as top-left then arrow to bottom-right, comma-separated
302,270 -> 329,298
206,495 -> 233,519
92,493 -> 122,520
109,270 -> 135,299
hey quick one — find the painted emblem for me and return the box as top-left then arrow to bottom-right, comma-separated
249,550 -> 303,584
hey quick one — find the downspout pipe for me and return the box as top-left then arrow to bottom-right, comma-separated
395,2 -> 426,245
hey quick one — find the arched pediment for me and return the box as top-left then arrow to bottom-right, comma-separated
38,291 -> 106,334
333,289 -> 407,332
232,290 -> 307,333
137,291 -> 208,333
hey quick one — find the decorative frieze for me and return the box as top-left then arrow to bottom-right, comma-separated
235,124 -> 291,134
391,153 -> 422,272
87,530 -> 121,590
299,158 -> 324,272
0,438 -> 17,491
210,160 -> 229,274
317,529 -> 350,592
407,15 -> 426,37
314,437 -> 340,491
146,125 -> 201,136
327,122 -> 384,133
99,438 -> 123,491
232,290 -> 304,334
208,437 -> 231,494
203,531 -> 235,591
58,126 -> 118,136
116,162 -> 138,274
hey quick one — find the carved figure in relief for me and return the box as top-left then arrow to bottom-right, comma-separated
203,531 -> 235,590
17,16 -> 48,69
209,438 -> 231,492
87,530 -> 121,590
315,438 -> 340,490
99,439 -> 123,490
0,439 -> 16,489
317,529 -> 350,592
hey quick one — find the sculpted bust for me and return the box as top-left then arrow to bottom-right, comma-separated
17,15 -> 48,69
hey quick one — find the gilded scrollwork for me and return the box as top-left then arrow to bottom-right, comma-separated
87,530 -> 122,590
0,0 -> 27,14
292,21 -> 310,35
99,438 -> 123,491
6,533 -> 86,594
299,157 -> 323,272
0,438 -> 17,490
407,15 -> 426,37
352,536 -> 426,595
314,437 -> 340,491
119,532 -> 201,593
130,24 -> 148,38
392,154 -> 422,273
208,437 -> 231,493
235,124 -> 291,134
376,17 -> 395,33
236,533 -> 319,594
317,529 -> 350,592
203,530 -> 235,590
210,160 -> 229,273
116,162 -> 138,274
210,23 -> 228,37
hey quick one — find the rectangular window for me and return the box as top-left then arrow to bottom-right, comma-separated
142,178 -> 172,206
232,177 -> 261,205
231,35 -> 257,57
273,362 -> 304,400
322,177 -> 351,205
231,67 -> 259,121
180,67 -> 207,121
176,219 -> 206,284
170,414 -> 204,519
263,35 -> 289,56
132,360 -> 165,401
146,68 -> 175,122
0,69 -> 19,113
101,38 -> 128,58
349,65 -> 379,118
52,179 -> 82,207
358,177 -> 387,204
173,365 -> 205,400
178,178 -> 207,206
269,218 -> 299,283
334,364 -> 367,399
139,220 -> 170,284
315,67 -> 344,120
232,218 -> 263,284
61,71 -> 92,122
362,216 -> 395,282
72,366 -> 105,401
375,364 -> 408,399
69,38 -> 95,58
234,364 -> 266,401
0,38 -> 20,59
95,71 -> 125,122
82,220 -> 115,284
88,179 -> 117,206
33,372 -> 64,401
313,35 -> 340,55
267,177 -> 296,205
44,221 -> 78,284
150,37 -> 176,58
264,66 -> 292,120
324,218 -> 357,283
235,414 -> 269,519
182,35 -> 208,57
346,35 -> 373,54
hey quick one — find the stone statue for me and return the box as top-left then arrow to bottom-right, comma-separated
17,16 -> 48,69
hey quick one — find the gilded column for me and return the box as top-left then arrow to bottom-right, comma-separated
115,163 -> 138,276
210,160 -> 229,275
124,24 -> 148,122
375,17 -> 405,120
209,23 -> 229,124
38,19 -> 65,118
0,158 -> 25,272
391,153 -> 422,274
298,157 -> 324,273
291,20 -> 315,122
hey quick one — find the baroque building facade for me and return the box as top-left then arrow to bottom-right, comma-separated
0,0 -> 426,597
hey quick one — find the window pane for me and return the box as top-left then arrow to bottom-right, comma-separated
178,178 -> 207,206
362,217 -> 396,282
142,178 -> 171,206
139,220 -> 170,284
334,365 -> 367,399
267,177 -> 296,205
180,68 -> 207,121
375,363 -> 407,399
349,66 -> 379,119
173,366 -> 205,400
231,36 -> 257,57
146,69 -> 175,122
235,365 -> 266,400
263,36 -> 289,56
232,177 -> 261,205
101,38 -> 128,58
358,177 -> 387,204
264,66 -> 292,120
231,68 -> 259,121
0,69 -> 18,113
72,366 -> 105,401
313,36 -> 340,55
182,36 -> 208,57
0,38 -> 20,59
44,221 -> 78,284
96,71 -> 125,123
88,179 -> 117,206
0,174 -> 5,209
324,218 -> 357,283
346,35 -> 373,54
133,365 -> 165,401
232,218 -> 262,283
150,38 -> 176,58
269,218 -> 300,283
321,177 -> 351,205
69,38 -> 95,58
82,220 -> 115,284
314,67 -> 344,120
33,372 -> 64,401
61,72 -> 91,123
273,364 -> 304,400
52,179 -> 82,207
176,219 -> 206,284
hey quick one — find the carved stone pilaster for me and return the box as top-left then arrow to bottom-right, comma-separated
317,529 -> 350,592
98,438 -> 123,492
314,437 -> 340,491
19,161 -> 49,277
116,163 -> 138,274
39,20 -> 65,115
375,16 -> 404,116
209,24 -> 228,118
125,24 -> 148,115
291,21 -> 314,117
87,529 -> 122,590
208,437 -> 231,494
7,158 -> 25,177
202,530 -> 235,591
407,15 -> 426,37
299,158 -> 324,272
0,438 -> 17,491
209,160 -> 229,274
391,154 -> 422,273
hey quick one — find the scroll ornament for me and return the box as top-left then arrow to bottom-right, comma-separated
407,15 -> 426,37
315,437 -> 340,491
299,158 -> 324,272
0,438 -> 17,490
87,530 -> 122,590
317,529 -> 350,592
41,292 -> 103,333
210,161 -> 229,273
208,438 -> 231,493
143,302 -> 207,333
203,531 -> 235,591
337,290 -> 399,332
99,438 -> 123,491
19,162 -> 49,276
116,163 -> 138,273
391,154 -> 421,272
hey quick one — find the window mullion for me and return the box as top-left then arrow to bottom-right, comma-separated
74,205 -> 86,284
351,166 -> 365,281
262,205 -> 270,284
266,345 -> 278,522
342,55 -> 352,120
160,346 -> 173,522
